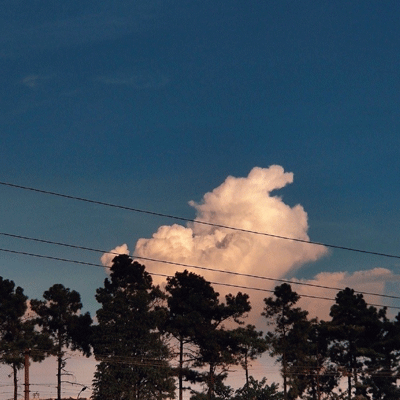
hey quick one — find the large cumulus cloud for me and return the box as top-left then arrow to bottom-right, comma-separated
101,166 -> 400,321
133,166 -> 328,299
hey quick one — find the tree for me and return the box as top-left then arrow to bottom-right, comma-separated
327,288 -> 379,400
294,320 -> 339,400
165,270 -> 220,400
233,377 -> 283,400
262,283 -> 310,400
231,325 -> 268,390
285,311 -> 342,400
30,284 -> 92,400
190,379 -> 233,400
165,269 -> 251,400
359,308 -> 400,400
92,255 -> 175,400
0,277 -> 28,400
193,290 -> 251,400
0,277 -> 51,400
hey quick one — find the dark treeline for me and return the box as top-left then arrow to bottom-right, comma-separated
1,255 -> 400,400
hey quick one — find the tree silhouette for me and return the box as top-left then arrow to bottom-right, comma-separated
0,277 -> 52,400
327,288 -> 378,400
31,284 -> 92,400
231,324 -> 267,390
193,290 -> 251,400
263,283 -> 310,400
92,255 -> 174,400
165,270 -> 220,400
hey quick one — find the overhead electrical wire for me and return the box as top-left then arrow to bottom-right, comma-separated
0,245 -> 399,311
0,232 -> 400,300
11,347 -> 400,378
2,179 -> 398,387
1,181 -> 399,309
0,180 -> 400,260
2,347 -> 399,379
1,232 -> 400,302
0,246 -> 291,297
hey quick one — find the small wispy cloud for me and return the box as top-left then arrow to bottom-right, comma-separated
0,1 -> 171,57
21,75 -> 41,89
95,70 -> 170,89
20,74 -> 53,89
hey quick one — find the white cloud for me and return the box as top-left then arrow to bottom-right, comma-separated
102,167 -> 399,326
20,73 -> 54,89
0,1 -> 171,57
95,70 -> 170,89
100,244 -> 130,268
132,166 -> 328,316
294,268 -> 400,320
96,166 -> 400,392
102,167 -> 400,325
21,74 -> 43,89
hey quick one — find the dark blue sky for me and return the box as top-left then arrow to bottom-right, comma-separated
1,3 -> 400,392
1,0 -> 400,395
1,0 -> 399,295
2,0 -> 400,289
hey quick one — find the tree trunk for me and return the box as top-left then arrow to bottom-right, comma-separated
179,337 -> 183,400
57,352 -> 62,400
13,362 -> 18,400
283,352 -> 288,400
24,350 -> 30,400
208,364 -> 214,400
245,353 -> 249,388
347,374 -> 351,400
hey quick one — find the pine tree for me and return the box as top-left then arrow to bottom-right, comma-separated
231,324 -> 268,390
233,376 -> 283,400
31,284 -> 92,400
0,277 -> 28,400
92,255 -> 175,400
327,288 -> 378,400
262,283 -> 310,400
0,277 -> 51,400
165,270 -> 220,400
193,290 -> 251,400
299,320 -> 339,400
165,270 -> 251,400
359,307 -> 400,400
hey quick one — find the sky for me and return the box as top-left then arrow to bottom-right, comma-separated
1,1 -> 400,398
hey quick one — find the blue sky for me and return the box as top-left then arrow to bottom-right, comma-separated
1,1 -> 400,397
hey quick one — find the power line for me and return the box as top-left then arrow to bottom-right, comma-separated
1,181 -> 400,260
16,348 -> 400,378
2,347 -> 400,379
1,231 -> 400,302
0,246 -> 399,311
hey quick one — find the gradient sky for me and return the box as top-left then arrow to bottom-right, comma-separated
1,1 -> 400,398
